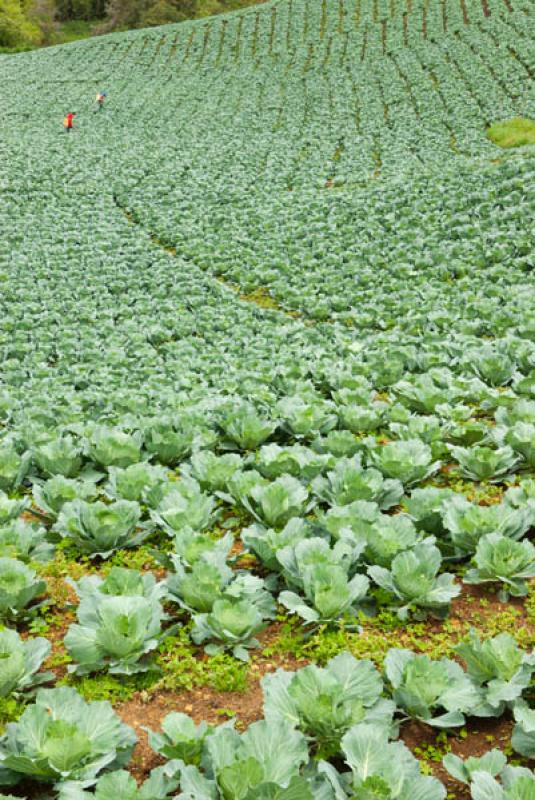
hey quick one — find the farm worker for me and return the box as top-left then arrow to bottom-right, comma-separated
63,112 -> 76,132
95,91 -> 107,111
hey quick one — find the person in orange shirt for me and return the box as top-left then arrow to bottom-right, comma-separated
63,112 -> 76,132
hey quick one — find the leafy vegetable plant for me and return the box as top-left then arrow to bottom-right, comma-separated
463,533 -> 535,600
0,628 -> 52,697
368,543 -> 459,619
0,519 -> 54,563
455,630 -> 534,715
384,649 -> 481,727
146,711 -> 216,765
369,439 -> 440,487
262,653 -> 394,758
0,686 -> 137,788
0,557 -> 47,620
319,722 -> 446,799
55,499 -> 146,558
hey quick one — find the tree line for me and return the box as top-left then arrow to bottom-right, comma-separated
0,0 -> 263,51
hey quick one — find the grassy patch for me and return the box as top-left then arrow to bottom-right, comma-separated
0,696 -> 25,734
156,628 -> 249,693
487,118 -> 535,149
61,672 -> 155,703
53,20 -> 101,46
239,286 -> 284,312
266,603 -> 534,667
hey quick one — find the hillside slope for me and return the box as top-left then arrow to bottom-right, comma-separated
1,0 -> 534,416
0,3 -> 534,797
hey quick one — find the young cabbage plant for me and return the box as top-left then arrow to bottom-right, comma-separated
177,719 -> 311,800
242,474 -> 313,529
0,445 -> 31,493
0,492 -> 29,526
504,476 -> 535,513
404,487 -> 454,537
463,533 -> 535,600
0,686 -> 136,788
329,375 -> 373,404
448,419 -> 490,448
143,417 -> 197,466
312,455 -> 403,510
151,479 -> 218,536
0,628 -> 52,697
32,435 -> 84,478
69,566 -> 167,605
368,353 -> 407,391
276,394 -> 338,439
0,519 -> 54,563
311,429 -> 362,458
442,749 -> 507,785
368,543 -> 460,619
146,711 -> 217,765
456,631 -> 535,716
32,476 -> 98,520
469,346 -> 516,387
216,469 -> 269,508
393,375 -> 451,413
219,405 -> 277,450
276,536 -> 365,589
384,649 -> 481,728
190,596 -> 269,661
0,557 -> 47,621
502,421 -> 535,467
262,653 -> 394,758
56,763 -> 181,800
511,701 -> 535,758
468,767 -> 535,800
390,415 -> 448,460
515,369 -> 535,399
495,399 -> 535,428
339,401 -> 387,435
166,557 -> 274,618
65,590 -> 167,676
279,562 -> 369,626
184,450 -> 242,492
448,445 -> 519,482
256,443 -> 333,481
315,500 -> 379,542
318,722 -> 446,799
55,499 -> 146,558
155,530 -> 234,571
363,514 -> 429,568
242,518 -> 311,572
442,497 -> 532,557
85,427 -> 143,469
104,463 -> 169,503
368,439 -> 441,487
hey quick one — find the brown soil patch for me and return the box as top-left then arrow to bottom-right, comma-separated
402,716 -> 516,800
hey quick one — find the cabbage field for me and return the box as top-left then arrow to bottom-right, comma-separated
0,0 -> 534,797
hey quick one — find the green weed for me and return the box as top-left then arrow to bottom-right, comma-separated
487,118 -> 535,149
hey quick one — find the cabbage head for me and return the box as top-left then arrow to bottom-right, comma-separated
0,557 -> 46,620
368,543 -> 460,619
55,499 -> 145,558
0,520 -> 54,563
262,653 -> 393,758
464,533 -> 535,600
0,628 -> 52,697
0,686 -> 136,788
369,440 -> 440,487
